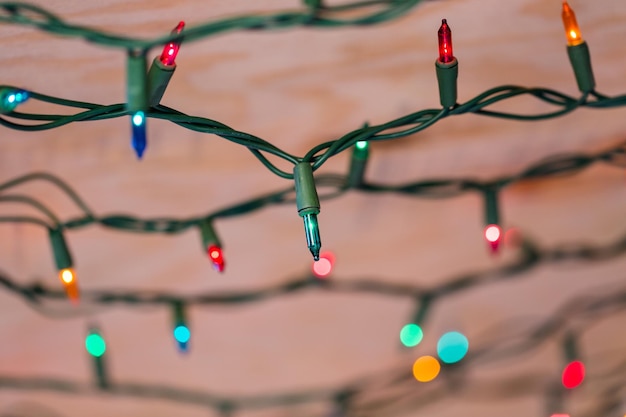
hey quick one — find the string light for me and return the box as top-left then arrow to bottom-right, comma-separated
199,220 -> 225,272
127,50 -> 148,159
159,21 -> 185,66
561,333 -> 585,389
561,1 -> 583,46
0,87 -> 29,113
294,162 -> 322,261
148,21 -> 185,106
483,187 -> 502,254
48,228 -> 79,304
435,18 -> 458,108
172,302 -> 190,353
561,1 -> 595,93
347,140 -> 369,188
85,326 -> 108,388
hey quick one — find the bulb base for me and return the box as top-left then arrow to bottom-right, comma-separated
567,42 -> 596,93
435,58 -> 458,109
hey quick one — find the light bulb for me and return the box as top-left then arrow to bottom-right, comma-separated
562,360 -> 585,389
484,224 -> 502,253
131,111 -> 147,159
207,244 -> 225,273
561,1 -> 583,46
85,330 -> 106,358
0,87 -> 29,113
159,21 -> 185,66
303,213 -> 321,261
437,19 -> 454,64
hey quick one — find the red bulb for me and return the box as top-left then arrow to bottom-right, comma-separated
562,360 -> 585,389
159,21 -> 185,66
207,244 -> 225,273
484,224 -> 502,253
437,19 -> 454,64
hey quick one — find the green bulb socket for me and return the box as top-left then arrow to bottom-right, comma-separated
411,295 -> 432,327
347,141 -> 369,188
567,42 -> 596,93
49,228 -> 73,270
483,187 -> 500,226
294,162 -> 320,216
127,50 -> 148,113
294,162 -> 321,260
148,57 -> 176,107
435,58 -> 458,109
563,332 -> 578,361
173,301 -> 186,328
199,219 -> 221,249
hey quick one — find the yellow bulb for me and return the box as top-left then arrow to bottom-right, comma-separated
562,1 -> 583,46
412,355 -> 441,382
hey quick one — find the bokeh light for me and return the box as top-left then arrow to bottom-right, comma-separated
312,251 -> 335,278
85,332 -> 106,357
437,331 -> 469,364
412,355 -> 441,382
484,225 -> 501,243
174,325 -> 191,344
400,324 -> 424,347
562,360 -> 585,389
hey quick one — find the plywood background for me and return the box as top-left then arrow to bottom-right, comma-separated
1,1 -> 626,416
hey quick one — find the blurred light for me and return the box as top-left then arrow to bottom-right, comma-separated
355,140 -> 368,150
174,325 -> 191,344
437,331 -> 469,364
85,332 -> 106,357
484,224 -> 501,242
412,355 -> 440,382
562,360 -> 585,389
400,324 -> 423,347
208,244 -> 225,272
312,251 -> 335,278
60,268 -> 75,284
550,415 -> 570,417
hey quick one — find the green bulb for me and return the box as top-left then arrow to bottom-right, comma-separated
355,140 -> 368,151
85,333 -> 106,357
400,324 -> 424,347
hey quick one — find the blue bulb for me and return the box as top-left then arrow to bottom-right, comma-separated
7,94 -> 16,104
437,331 -> 469,364
131,111 -> 146,158
174,325 -> 190,343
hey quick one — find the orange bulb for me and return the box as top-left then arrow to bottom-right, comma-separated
561,1 -> 583,46
58,268 -> 80,304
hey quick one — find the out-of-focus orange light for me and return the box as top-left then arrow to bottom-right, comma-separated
58,268 -> 79,304
412,355 -> 441,382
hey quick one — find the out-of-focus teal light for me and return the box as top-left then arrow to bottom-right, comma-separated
437,331 -> 468,364
174,325 -> 191,344
400,324 -> 424,347
85,333 -> 106,357
355,141 -> 368,150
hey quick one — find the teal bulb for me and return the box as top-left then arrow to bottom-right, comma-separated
437,331 -> 468,364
